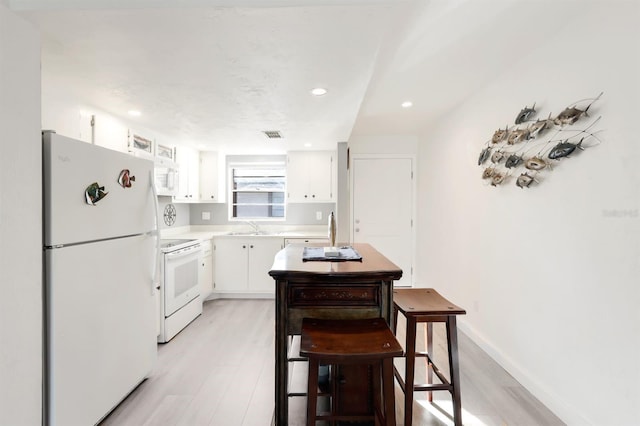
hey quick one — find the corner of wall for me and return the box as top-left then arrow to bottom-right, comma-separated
0,5 -> 43,425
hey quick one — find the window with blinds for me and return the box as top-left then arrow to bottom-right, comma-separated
230,165 -> 286,220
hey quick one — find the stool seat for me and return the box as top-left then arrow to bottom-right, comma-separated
394,288 -> 466,317
393,288 -> 466,426
300,318 -> 403,426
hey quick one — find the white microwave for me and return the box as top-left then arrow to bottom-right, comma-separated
154,157 -> 179,196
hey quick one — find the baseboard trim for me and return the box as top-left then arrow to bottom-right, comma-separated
206,292 -> 274,300
457,320 -> 592,426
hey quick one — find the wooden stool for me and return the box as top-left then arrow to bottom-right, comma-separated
392,288 -> 466,426
300,317 -> 403,426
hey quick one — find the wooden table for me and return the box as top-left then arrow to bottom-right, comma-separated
269,243 -> 402,426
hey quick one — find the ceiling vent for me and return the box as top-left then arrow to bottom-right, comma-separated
263,130 -> 282,139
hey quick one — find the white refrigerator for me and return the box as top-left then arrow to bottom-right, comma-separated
43,131 -> 158,426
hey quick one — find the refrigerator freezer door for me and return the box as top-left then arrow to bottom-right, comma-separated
46,234 -> 157,426
43,132 -> 156,247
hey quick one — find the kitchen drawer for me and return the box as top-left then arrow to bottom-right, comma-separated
287,283 -> 380,307
284,237 -> 328,246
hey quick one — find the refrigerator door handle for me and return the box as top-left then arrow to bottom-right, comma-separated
150,169 -> 161,295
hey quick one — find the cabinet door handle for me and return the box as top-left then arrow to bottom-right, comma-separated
250,245 -> 254,248
242,245 -> 246,249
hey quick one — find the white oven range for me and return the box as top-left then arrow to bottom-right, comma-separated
159,238 -> 203,342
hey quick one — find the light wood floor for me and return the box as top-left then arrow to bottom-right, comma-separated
100,299 -> 564,426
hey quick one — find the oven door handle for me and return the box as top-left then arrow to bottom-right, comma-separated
166,246 -> 201,260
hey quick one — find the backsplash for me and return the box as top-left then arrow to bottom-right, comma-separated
157,197 -> 190,229
189,202 -> 336,226
157,198 -> 335,228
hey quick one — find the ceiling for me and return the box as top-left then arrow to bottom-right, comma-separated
10,0 -> 578,153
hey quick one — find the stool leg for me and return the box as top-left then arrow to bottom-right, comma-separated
306,358 -> 319,426
446,316 -> 463,426
425,322 -> 433,402
382,358 -> 397,426
404,316 -> 417,426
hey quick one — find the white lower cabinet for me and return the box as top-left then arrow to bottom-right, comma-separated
213,237 -> 283,296
199,239 -> 214,300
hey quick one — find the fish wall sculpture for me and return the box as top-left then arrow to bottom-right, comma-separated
477,93 -> 603,189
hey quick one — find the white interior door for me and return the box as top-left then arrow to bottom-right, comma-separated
351,157 -> 414,286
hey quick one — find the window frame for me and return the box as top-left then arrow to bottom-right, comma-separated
227,160 -> 286,222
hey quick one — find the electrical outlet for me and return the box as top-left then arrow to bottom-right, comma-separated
202,211 -> 211,220
316,211 -> 322,220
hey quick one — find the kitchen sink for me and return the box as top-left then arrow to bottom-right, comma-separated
225,231 -> 270,236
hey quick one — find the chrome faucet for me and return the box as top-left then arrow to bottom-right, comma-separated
245,221 -> 260,233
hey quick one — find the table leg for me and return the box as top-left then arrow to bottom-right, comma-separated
275,281 -> 288,426
392,305 -> 399,334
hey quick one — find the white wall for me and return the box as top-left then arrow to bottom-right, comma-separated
348,133 -> 418,156
0,4 -> 42,425
41,83 -> 181,154
416,2 -> 639,425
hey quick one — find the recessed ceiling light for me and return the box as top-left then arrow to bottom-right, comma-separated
128,110 -> 141,116
311,87 -> 327,97
401,101 -> 413,108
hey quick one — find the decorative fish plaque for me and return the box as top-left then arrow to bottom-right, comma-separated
85,182 -> 108,205
118,169 -> 136,188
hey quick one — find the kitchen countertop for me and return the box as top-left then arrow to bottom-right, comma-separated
160,225 -> 328,241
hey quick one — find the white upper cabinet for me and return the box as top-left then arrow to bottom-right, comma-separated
174,145 -> 199,202
286,151 -> 334,203
199,151 -> 221,202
